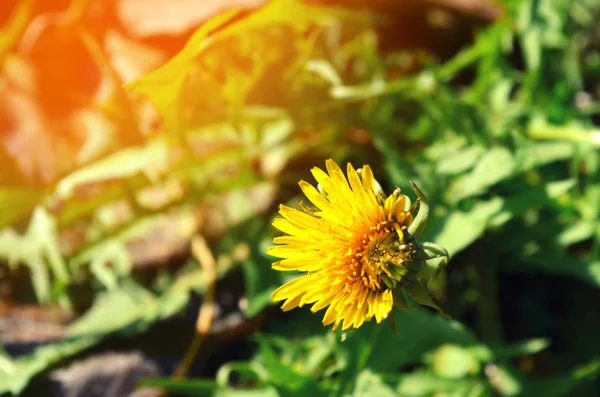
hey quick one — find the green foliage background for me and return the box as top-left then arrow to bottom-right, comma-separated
1,0 -> 600,396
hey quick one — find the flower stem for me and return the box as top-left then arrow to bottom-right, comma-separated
173,235 -> 217,379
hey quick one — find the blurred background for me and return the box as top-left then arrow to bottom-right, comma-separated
1,0 -> 600,396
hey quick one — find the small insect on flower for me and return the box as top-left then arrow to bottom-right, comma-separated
268,159 -> 450,332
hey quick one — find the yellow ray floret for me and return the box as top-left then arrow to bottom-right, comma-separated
268,159 -> 416,331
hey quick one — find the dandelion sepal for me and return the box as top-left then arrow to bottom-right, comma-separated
392,289 -> 413,311
407,181 -> 429,240
404,279 -> 449,319
416,242 -> 450,281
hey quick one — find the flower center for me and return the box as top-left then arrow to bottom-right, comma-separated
348,219 -> 416,291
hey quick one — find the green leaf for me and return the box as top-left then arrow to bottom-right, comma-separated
68,279 -> 187,337
0,207 -> 69,303
515,141 -> 575,171
55,140 -> 168,199
485,338 -> 550,361
145,377 -> 281,397
142,378 -> 217,396
429,198 -> 504,256
0,276 -> 196,395
394,372 -> 488,396
482,364 -> 523,396
436,146 -> 485,176
257,336 -> 329,396
558,221 -> 595,246
429,345 -> 480,379
331,78 -> 412,100
216,361 -> 263,387
522,27 -> 542,73
70,239 -> 132,290
306,60 -> 343,87
527,118 -> 600,147
215,388 -> 280,397
367,310 -> 476,372
351,370 -> 396,397
0,337 -> 98,395
67,281 -> 152,337
448,148 -> 515,201
0,344 -> 14,376
489,179 -> 577,228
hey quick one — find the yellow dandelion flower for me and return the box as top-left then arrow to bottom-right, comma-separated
268,159 -> 450,332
